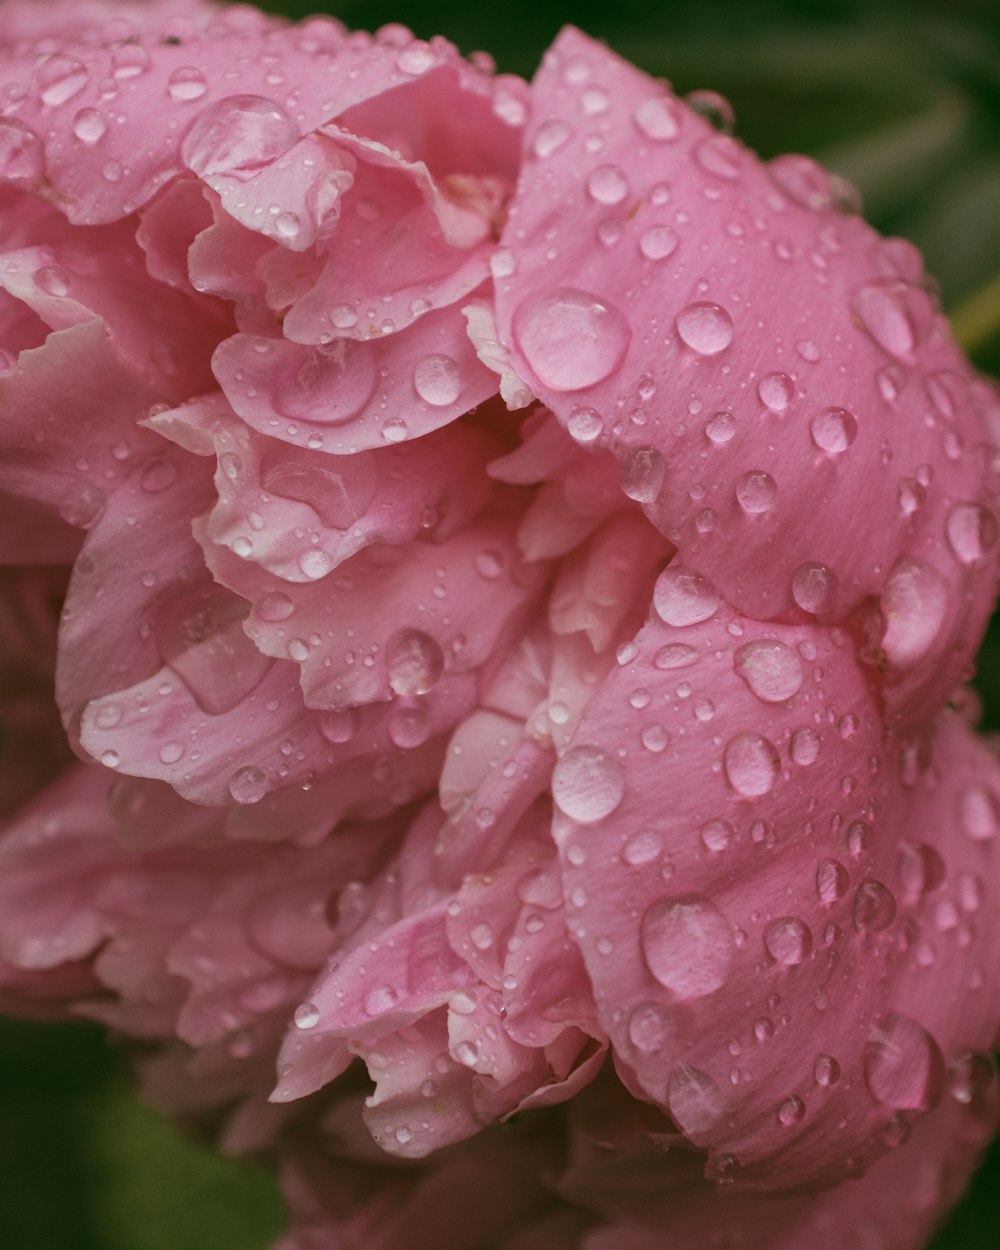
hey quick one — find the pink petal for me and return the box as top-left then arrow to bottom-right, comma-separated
494,28 -> 999,718
212,309 -> 498,454
552,601 -> 1000,1189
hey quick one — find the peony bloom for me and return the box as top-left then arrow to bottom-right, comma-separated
1,1 -> 998,1246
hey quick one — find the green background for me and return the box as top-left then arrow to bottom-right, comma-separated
2,0 -> 999,1246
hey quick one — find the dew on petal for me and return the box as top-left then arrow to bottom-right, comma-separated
733,639 -> 803,702
792,562 -> 838,614
653,566 -> 719,626
865,1014 -> 944,1110
811,407 -> 858,454
413,353 -> 461,406
641,896 -> 734,998
668,1066 -> 724,1135
946,503 -> 998,565
181,95 -> 299,177
229,765 -> 268,804
853,879 -> 897,931
513,288 -> 631,390
386,629 -> 444,696
724,733 -> 780,797
552,745 -> 625,823
764,917 -> 812,966
676,302 -> 733,356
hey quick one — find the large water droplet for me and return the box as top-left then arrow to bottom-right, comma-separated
273,342 -> 377,426
628,1001 -> 674,1052
386,629 -> 444,696
897,841 -> 945,898
764,917 -> 813,965
814,1054 -> 841,1087
639,225 -> 679,261
413,353 -> 461,406
758,372 -> 794,411
294,1001 -> 320,1029
552,745 -> 625,823
960,786 -> 998,841
853,879 -> 897,931
724,733 -> 780,797
811,407 -> 858,454
167,66 -> 208,101
38,55 -> 89,107
181,94 -> 299,177
641,896 -> 734,997
946,503 -> 998,565
632,95 -> 681,141
653,565 -> 719,626
586,164 -> 629,205
676,302 -> 733,356
733,639 -> 803,702
229,765 -> 268,804
157,590 -> 271,714
735,470 -> 777,514
791,562 -> 838,615
0,119 -> 46,189
852,280 -> 934,359
865,1014 -> 944,1110
816,859 -> 849,903
512,288 -> 631,391
620,446 -> 665,502
668,1066 -> 723,1135
881,560 -> 947,668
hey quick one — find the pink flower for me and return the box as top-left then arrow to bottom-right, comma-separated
1,5 -> 998,1247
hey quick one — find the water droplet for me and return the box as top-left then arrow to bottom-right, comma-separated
852,280 -> 934,359
811,407 -> 858,454
654,643 -> 699,669
181,95 -> 299,177
946,503 -> 998,565
532,119 -> 571,158
72,107 -> 108,143
676,302 -> 733,356
735,470 -> 777,514
768,153 -> 833,210
960,786 -> 998,841
112,43 -> 150,79
653,565 -> 719,626
724,733 -> 780,797
948,1051 -> 996,1108
700,819 -> 734,853
758,372 -> 794,411
897,842 -> 945,898
363,984 -> 400,1016
814,1054 -> 841,1086
455,1039 -> 479,1067
686,89 -> 735,132
38,54 -> 89,106
386,629 -> 444,696
256,591 -> 295,622
229,765 -> 267,804
639,224 -> 679,260
552,745 -> 625,823
140,459 -> 177,493
319,707 -> 360,744
0,119 -> 45,189
388,704 -> 429,749
623,829 -> 663,865
628,1001 -> 673,1051
413,353 -> 461,406
619,445 -> 665,502
695,134 -> 742,179
58,482 -> 105,527
633,95 -> 681,141
668,1066 -> 724,1135
294,1001 -> 320,1030
764,917 -> 812,965
881,560 -> 947,668
567,406 -> 604,442
298,549 -> 333,580
641,896 -> 734,997
513,288 -> 631,391
777,1094 -> 805,1125
705,410 -> 736,443
865,1014 -> 944,1110
396,42 -> 436,74
853,880 -> 897,931
158,741 -> 184,765
791,562 -> 838,614
733,639 -> 802,703
101,749 -> 120,768
167,66 -> 208,101
275,211 -> 300,239
790,727 -> 821,766
34,266 -> 70,297
586,164 -> 629,205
